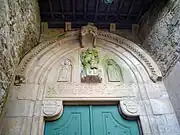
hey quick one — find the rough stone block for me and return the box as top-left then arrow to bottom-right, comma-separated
139,100 -> 153,116
18,84 -> 38,100
31,116 -> 41,135
150,98 -> 174,115
110,23 -> 116,32
65,22 -> 71,31
155,114 -> 180,134
9,84 -> 39,101
146,83 -> 168,99
5,100 -> 34,117
0,117 -> 32,135
34,101 -> 43,116
37,84 -> 45,101
41,22 -> 49,34
139,116 -> 152,134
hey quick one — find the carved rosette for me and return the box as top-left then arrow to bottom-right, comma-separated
120,100 -> 140,117
43,100 -> 63,121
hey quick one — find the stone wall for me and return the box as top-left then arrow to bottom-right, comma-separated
138,0 -> 180,77
0,0 -> 40,115
164,62 -> 180,123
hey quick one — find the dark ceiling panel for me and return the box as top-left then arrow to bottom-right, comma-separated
39,0 -> 155,29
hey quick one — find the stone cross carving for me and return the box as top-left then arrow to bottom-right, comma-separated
80,25 -> 98,48
57,59 -> 72,82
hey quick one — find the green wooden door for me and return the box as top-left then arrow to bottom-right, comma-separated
45,106 -> 140,135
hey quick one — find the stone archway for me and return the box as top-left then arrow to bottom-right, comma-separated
1,26 -> 180,135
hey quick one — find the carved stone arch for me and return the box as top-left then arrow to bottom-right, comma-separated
9,27 -> 179,135
97,31 -> 162,82
16,30 -> 162,84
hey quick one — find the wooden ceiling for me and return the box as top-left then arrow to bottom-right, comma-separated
39,0 -> 155,29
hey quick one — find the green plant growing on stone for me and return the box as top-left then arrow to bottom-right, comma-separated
80,48 -> 102,83
81,48 -> 99,70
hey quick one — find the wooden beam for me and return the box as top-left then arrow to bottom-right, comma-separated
117,0 -> 124,20
106,5 -> 110,20
127,0 -> 136,20
72,0 -> 76,20
84,0 -> 87,19
41,12 -> 138,17
48,0 -> 54,18
48,20 -> 135,29
136,0 -> 144,22
59,0 -> 64,19
94,0 -> 99,21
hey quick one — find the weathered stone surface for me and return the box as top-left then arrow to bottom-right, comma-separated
8,84 -> 39,100
164,62 -> 180,123
0,28 -> 179,134
138,0 -> 180,77
0,117 -> 32,135
5,100 -> 34,117
0,0 -> 40,115
150,98 -> 174,114
155,114 -> 180,135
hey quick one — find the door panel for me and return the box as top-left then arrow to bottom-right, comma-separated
45,106 -> 140,135
92,106 -> 139,135
45,106 -> 91,135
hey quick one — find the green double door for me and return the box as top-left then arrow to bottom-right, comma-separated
45,106 -> 140,135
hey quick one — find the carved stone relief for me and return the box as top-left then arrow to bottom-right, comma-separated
6,27 -> 179,135
45,83 -> 136,98
97,31 -> 162,82
16,28 -> 162,83
120,100 -> 140,117
57,59 -> 72,82
106,59 -> 123,82
43,100 -> 63,121
80,25 -> 98,47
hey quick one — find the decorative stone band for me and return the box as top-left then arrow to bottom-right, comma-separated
15,31 -> 79,83
43,100 -> 63,121
15,39 -> 57,77
16,29 -> 162,83
119,100 -> 140,117
97,31 -> 162,82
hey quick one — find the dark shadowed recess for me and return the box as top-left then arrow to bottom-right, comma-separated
38,0 -> 155,29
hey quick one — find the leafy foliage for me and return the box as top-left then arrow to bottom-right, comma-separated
81,49 -> 99,69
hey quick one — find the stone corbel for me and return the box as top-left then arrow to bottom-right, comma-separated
119,100 -> 140,117
43,100 -> 63,121
80,25 -> 98,48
